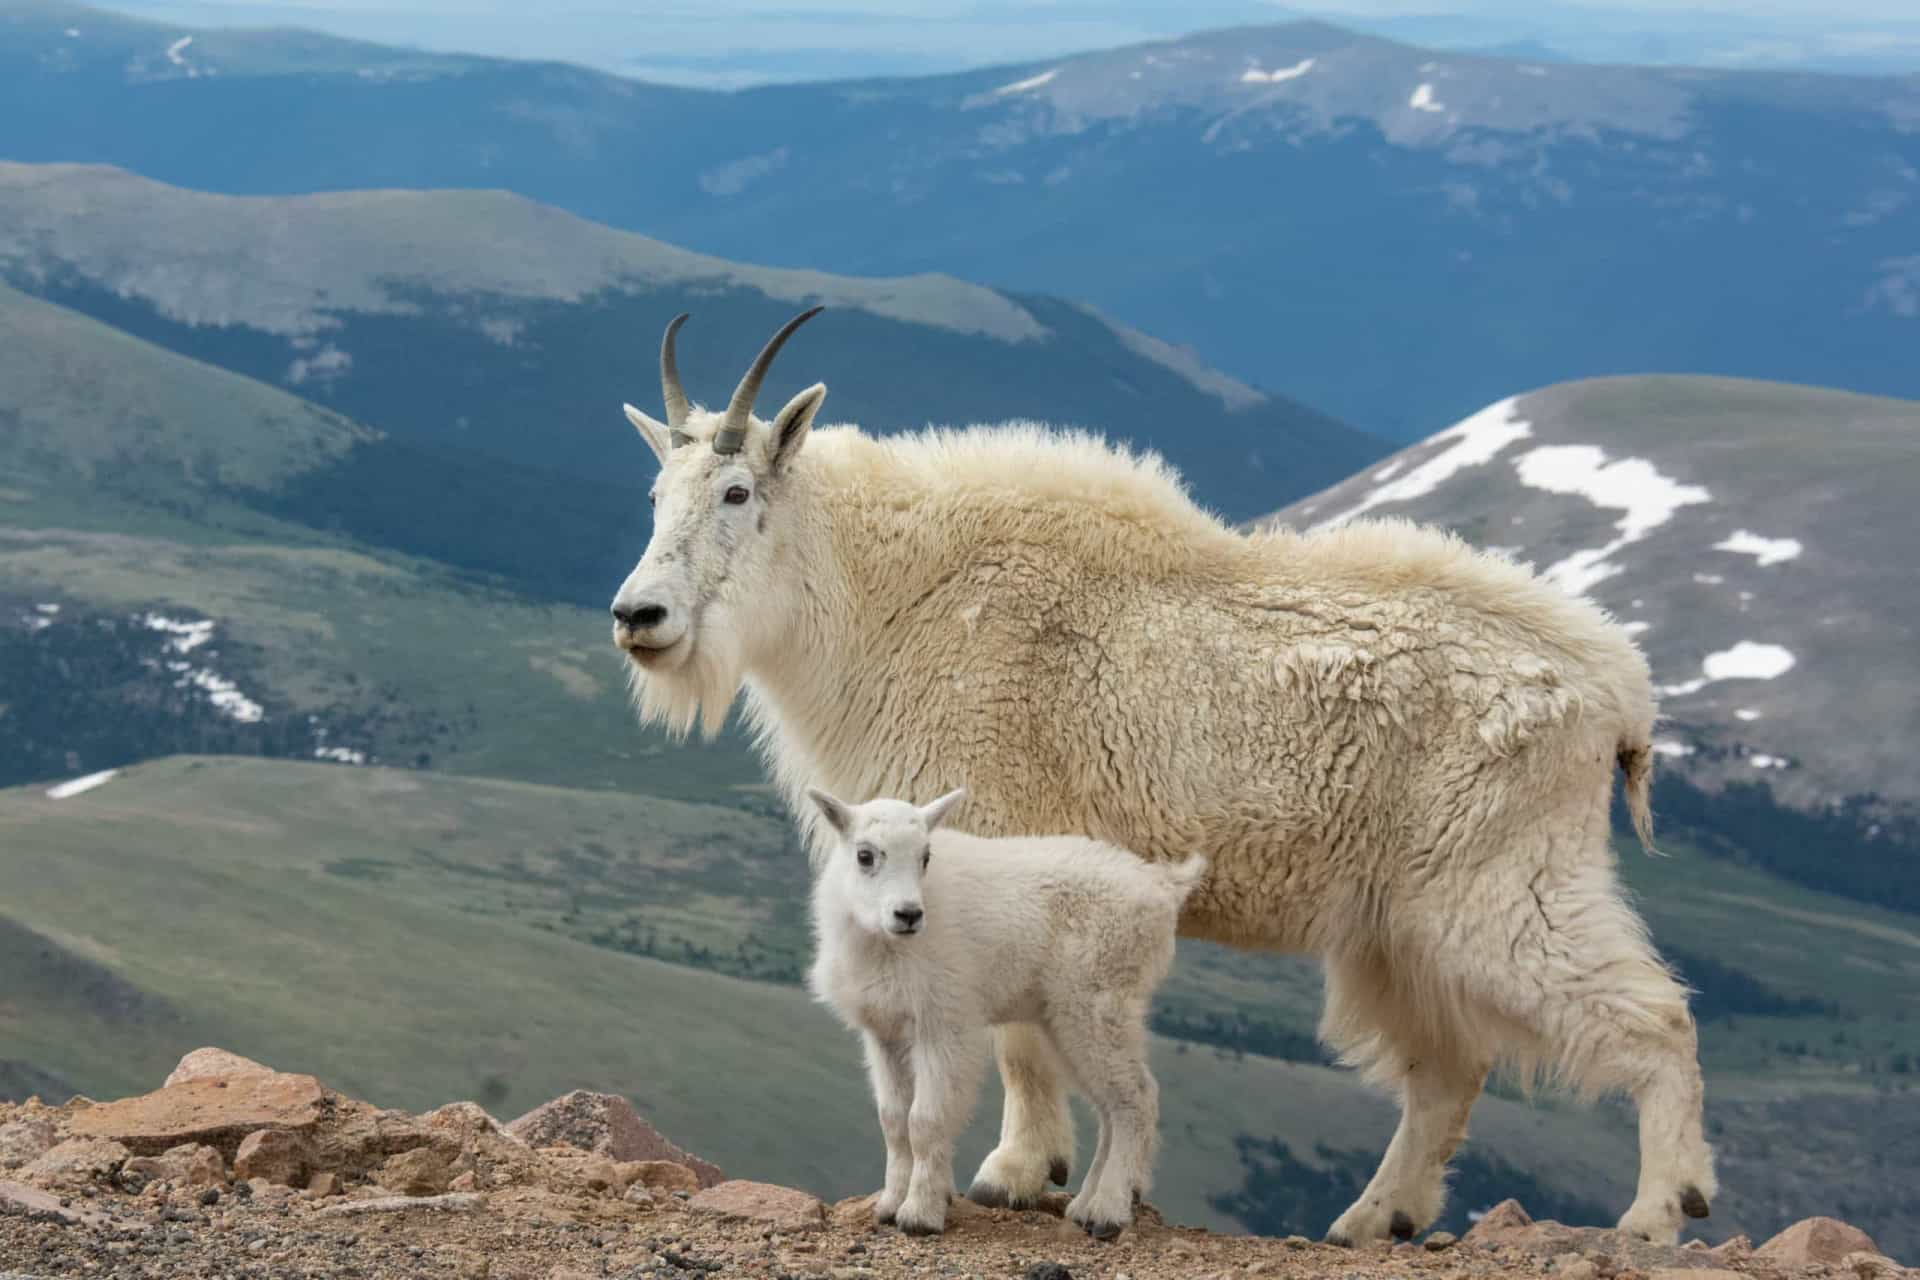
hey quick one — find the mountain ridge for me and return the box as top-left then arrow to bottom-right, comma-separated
0,161 -> 1381,525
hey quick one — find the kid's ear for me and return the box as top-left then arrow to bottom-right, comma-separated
806,786 -> 853,837
918,787 -> 967,831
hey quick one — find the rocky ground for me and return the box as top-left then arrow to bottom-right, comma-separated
2,1051 -> 1910,1280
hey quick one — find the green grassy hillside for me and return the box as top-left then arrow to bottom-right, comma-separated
0,756 -> 1648,1237
5,757 -> 1917,1247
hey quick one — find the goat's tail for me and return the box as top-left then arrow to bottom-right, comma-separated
1618,737 -> 1658,855
1161,852 -> 1210,902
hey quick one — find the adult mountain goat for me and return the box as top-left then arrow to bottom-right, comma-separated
609,309 -> 1715,1245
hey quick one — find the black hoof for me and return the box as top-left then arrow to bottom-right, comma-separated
901,1218 -> 944,1237
876,1210 -> 897,1225
967,1182 -> 1011,1209
1048,1157 -> 1071,1187
1680,1186 -> 1711,1220
1087,1220 -> 1125,1242
1325,1231 -> 1354,1249
1390,1211 -> 1417,1241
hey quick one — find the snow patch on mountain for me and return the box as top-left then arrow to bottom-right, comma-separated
1662,640 -> 1796,696
1317,397 -> 1531,528
1242,58 -> 1314,85
166,36 -> 192,66
1410,83 -> 1445,113
46,769 -> 119,799
993,69 -> 1058,96
1512,445 -> 1711,597
1715,530 -> 1803,566
139,613 -> 265,723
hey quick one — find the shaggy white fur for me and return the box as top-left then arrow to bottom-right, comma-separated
613,327 -> 1712,1245
804,786 -> 1205,1238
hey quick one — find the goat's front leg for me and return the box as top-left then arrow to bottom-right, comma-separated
896,1027 -> 989,1236
862,1031 -> 915,1225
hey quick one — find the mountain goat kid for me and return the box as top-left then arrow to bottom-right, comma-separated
805,785 -> 1205,1239
611,309 -> 1718,1245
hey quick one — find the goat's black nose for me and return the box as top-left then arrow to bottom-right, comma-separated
612,602 -> 668,629
894,905 -> 924,927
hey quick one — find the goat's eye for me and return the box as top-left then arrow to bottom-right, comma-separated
921,848 -> 931,869
647,493 -> 657,508
856,848 -> 876,869
724,485 -> 751,505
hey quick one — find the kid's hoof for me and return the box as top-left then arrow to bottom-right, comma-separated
967,1181 -> 1011,1209
1680,1186 -> 1711,1220
1325,1231 -> 1354,1249
1048,1158 -> 1071,1187
900,1217 -> 945,1237
1086,1219 -> 1126,1242
1390,1211 -> 1417,1241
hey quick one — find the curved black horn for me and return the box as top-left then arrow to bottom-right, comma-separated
660,312 -> 694,447
714,306 -> 824,455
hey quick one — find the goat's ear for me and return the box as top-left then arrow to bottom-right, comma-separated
918,788 -> 967,832
768,383 -> 826,472
806,786 -> 853,837
623,403 -> 672,467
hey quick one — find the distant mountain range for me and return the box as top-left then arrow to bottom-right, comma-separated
0,161 -> 1379,533
1257,375 -> 1920,913
3,1 -> 1916,440
79,0 -> 1920,82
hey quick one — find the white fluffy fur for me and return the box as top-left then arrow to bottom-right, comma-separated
804,786 -> 1204,1237
612,378 -> 1713,1244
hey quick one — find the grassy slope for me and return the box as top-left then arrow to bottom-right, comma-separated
9,756 -> 1920,1244
0,756 -> 1649,1236
0,278 -> 366,493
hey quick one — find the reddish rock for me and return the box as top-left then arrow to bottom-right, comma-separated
625,1159 -> 701,1194
1707,1235 -> 1752,1263
309,1099 -> 446,1173
314,1191 -> 485,1217
449,1170 -> 478,1194
0,1116 -> 59,1169
1845,1254 -> 1905,1280
1462,1199 -> 1534,1246
506,1091 -> 722,1187
0,1177 -> 133,1231
122,1143 -> 226,1188
22,1137 -> 129,1188
689,1180 -> 826,1232
234,1129 -> 311,1187
67,1073 -> 325,1156
305,1171 -> 341,1200
423,1102 -> 508,1147
1759,1218 -> 1881,1267
378,1146 -> 452,1196
163,1048 -> 275,1088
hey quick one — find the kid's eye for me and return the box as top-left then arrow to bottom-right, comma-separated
921,848 -> 931,869
724,485 -> 751,505
856,848 -> 876,869
648,492 -> 657,508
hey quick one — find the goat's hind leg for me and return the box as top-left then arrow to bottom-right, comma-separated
1454,853 -> 1716,1243
967,1022 -> 1075,1208
1322,949 -> 1486,1247
1052,995 -> 1159,1240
